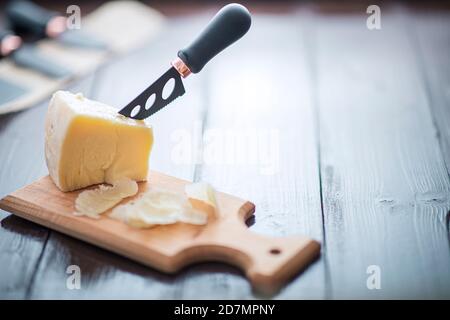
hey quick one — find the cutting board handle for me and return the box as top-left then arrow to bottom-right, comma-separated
0,173 -> 320,295
175,203 -> 321,294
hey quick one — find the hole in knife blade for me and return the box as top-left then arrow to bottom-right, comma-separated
130,105 -> 141,118
145,93 -> 156,110
162,78 -> 176,100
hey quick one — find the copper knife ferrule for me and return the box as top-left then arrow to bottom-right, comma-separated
171,57 -> 191,78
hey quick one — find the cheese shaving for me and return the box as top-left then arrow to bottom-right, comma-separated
74,178 -> 138,219
185,182 -> 218,219
110,182 -> 217,228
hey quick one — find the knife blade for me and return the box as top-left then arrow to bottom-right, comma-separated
119,66 -> 185,120
1,30 -> 72,78
119,3 -> 252,120
6,0 -> 108,50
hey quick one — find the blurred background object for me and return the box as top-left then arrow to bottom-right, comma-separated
0,0 -> 164,113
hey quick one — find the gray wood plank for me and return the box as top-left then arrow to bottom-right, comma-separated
26,16 -> 211,299
175,12 -> 326,299
26,12 -> 326,299
0,77 -> 95,298
0,214 -> 47,299
4,5 -> 449,300
412,12 -> 450,179
315,11 -> 450,298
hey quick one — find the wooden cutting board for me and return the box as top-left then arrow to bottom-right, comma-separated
0,171 -> 320,294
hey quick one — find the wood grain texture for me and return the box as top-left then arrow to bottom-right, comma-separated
412,12 -> 450,179
0,78 -> 94,299
0,173 -> 320,295
23,16 -> 234,299
14,12 -> 326,299
175,12 -> 326,299
315,12 -> 450,298
1,3 -> 450,299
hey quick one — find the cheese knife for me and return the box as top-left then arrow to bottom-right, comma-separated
6,0 -> 108,50
0,30 -> 71,78
118,3 -> 251,120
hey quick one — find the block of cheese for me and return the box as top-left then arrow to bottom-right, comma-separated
45,91 -> 153,192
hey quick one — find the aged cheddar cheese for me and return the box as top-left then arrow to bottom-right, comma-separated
45,91 -> 153,192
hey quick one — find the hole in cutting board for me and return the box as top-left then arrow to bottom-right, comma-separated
145,93 -> 156,110
162,78 -> 175,100
130,105 -> 141,117
269,248 -> 281,255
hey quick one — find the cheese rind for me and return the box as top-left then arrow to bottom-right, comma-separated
45,91 -> 153,192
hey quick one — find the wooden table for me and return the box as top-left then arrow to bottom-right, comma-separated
1,2 -> 449,299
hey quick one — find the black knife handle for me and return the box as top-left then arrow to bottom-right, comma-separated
6,0 -> 58,37
0,30 -> 15,43
177,3 -> 251,74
